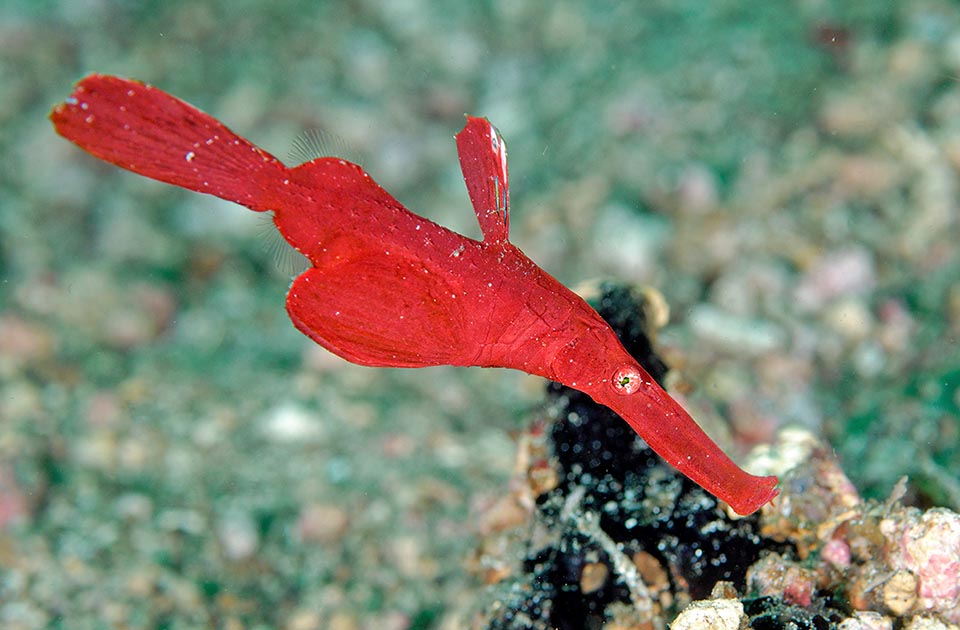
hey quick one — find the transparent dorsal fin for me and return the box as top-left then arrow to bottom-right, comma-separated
285,128 -> 362,167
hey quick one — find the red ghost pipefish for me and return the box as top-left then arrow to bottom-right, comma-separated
50,74 -> 779,515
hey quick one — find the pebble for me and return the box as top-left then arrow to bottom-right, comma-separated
296,503 -> 349,545
822,536 -> 852,568
838,611 -> 893,630
325,612 -> 359,630
687,303 -> 786,355
579,561 -> 608,595
0,380 -> 42,424
633,551 -> 670,599
837,155 -> 902,199
670,598 -> 746,630
877,298 -> 914,354
882,508 -> 960,622
369,611 -> 411,630
476,494 -> 529,535
103,283 -> 177,349
84,390 -> 124,428
709,262 -> 789,317
217,510 -> 259,561
0,314 -> 56,374
794,246 -> 876,311
113,493 -> 153,521
676,163 -> 719,215
819,89 -> 902,138
746,552 -> 816,607
259,403 -> 326,444
285,609 -> 322,630
157,509 -> 206,536
0,464 -> 29,528
388,535 -> 437,579
591,202 -> 669,283
823,298 -> 874,342
883,570 -> 918,616
905,617 -> 959,630
74,432 -> 119,472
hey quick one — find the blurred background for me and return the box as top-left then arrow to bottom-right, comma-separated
2,1 -> 959,628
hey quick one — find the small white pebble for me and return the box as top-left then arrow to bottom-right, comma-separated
671,599 -> 746,630
260,403 -> 325,443
217,511 -> 259,561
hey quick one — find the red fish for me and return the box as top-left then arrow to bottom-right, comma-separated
50,74 -> 778,515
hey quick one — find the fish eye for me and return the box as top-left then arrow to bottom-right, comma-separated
611,365 -> 642,395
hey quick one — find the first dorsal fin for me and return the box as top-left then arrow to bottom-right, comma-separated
456,116 -> 509,243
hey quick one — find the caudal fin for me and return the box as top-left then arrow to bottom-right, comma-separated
50,74 -> 287,212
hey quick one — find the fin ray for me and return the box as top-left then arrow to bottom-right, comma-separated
286,128 -> 361,167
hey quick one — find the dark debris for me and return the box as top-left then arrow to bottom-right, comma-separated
482,284 -> 797,629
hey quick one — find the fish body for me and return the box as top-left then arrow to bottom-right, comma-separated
51,74 -> 778,515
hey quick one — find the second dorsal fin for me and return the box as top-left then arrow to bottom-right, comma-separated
456,116 -> 509,243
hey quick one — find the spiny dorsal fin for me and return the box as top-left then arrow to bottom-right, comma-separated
456,116 -> 509,244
